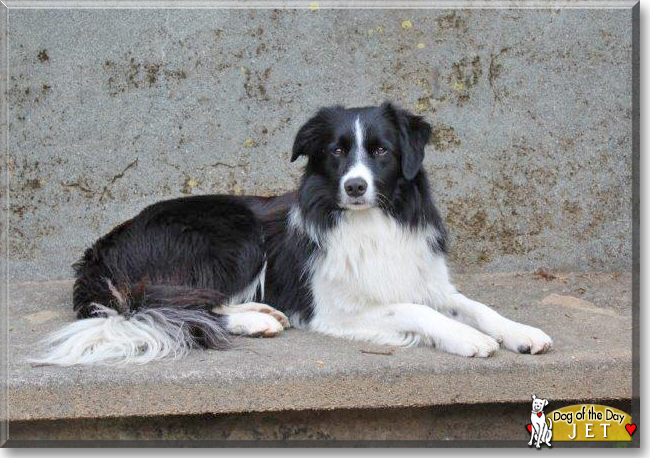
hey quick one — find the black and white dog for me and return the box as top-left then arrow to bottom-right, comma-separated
33,102 -> 552,366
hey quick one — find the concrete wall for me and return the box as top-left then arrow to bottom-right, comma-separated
7,8 -> 633,282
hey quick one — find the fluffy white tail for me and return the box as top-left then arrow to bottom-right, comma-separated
29,305 -> 229,366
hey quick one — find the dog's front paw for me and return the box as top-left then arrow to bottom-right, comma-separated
439,324 -> 500,358
496,322 -> 552,354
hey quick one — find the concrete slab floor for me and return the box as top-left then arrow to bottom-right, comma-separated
7,270 -> 632,423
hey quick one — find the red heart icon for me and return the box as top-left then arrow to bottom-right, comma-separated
526,424 -> 532,433
537,413 -> 542,417
625,424 -> 636,436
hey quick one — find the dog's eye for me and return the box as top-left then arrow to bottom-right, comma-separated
332,148 -> 345,157
373,147 -> 387,156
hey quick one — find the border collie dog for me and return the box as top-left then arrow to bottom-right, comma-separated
33,102 -> 552,366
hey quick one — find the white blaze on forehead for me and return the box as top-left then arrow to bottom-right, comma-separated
354,117 -> 365,154
340,116 -> 375,205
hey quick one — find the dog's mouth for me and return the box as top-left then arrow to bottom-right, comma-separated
340,197 -> 375,211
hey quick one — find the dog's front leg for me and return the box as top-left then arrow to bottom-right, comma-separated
528,426 -> 538,447
535,424 -> 544,449
314,303 -> 499,357
438,293 -> 552,354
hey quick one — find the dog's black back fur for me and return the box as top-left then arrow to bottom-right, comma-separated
72,196 -> 266,347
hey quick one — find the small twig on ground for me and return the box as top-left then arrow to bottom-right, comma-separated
360,349 -> 395,356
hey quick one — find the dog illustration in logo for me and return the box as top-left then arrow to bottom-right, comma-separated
528,394 -> 553,448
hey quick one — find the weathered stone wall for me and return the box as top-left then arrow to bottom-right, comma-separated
7,8 -> 633,281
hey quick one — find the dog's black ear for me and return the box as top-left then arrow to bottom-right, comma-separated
291,107 -> 339,162
382,101 -> 432,180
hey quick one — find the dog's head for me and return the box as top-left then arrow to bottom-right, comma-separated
531,394 -> 548,413
291,102 -> 431,211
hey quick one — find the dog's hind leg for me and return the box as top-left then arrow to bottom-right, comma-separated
544,422 -> 553,446
223,310 -> 286,337
210,259 -> 290,334
213,302 -> 290,329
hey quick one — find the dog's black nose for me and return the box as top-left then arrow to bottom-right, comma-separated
344,177 -> 368,197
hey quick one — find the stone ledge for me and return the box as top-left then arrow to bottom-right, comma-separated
8,271 -> 632,422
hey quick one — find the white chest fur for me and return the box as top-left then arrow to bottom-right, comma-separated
304,208 -> 454,324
